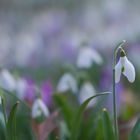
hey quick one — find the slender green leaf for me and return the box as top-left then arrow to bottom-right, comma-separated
102,108 -> 114,140
129,117 -> 140,140
70,92 -> 111,140
0,114 -> 6,140
53,94 -> 74,129
7,101 -> 20,140
2,89 -> 30,111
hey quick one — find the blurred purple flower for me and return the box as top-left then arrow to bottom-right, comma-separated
24,79 -> 36,102
60,40 -> 76,62
106,82 -> 124,116
100,67 -> 112,91
41,81 -> 53,107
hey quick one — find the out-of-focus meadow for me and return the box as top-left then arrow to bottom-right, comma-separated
0,0 -> 140,140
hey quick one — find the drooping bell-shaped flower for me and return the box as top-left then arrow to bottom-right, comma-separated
57,73 -> 77,93
76,47 -> 103,68
0,69 -> 16,92
115,50 -> 135,83
32,98 -> 49,122
79,82 -> 96,108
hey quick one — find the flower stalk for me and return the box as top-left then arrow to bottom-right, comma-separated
112,40 -> 126,140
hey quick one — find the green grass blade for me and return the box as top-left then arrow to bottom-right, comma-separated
53,94 -> 74,129
70,92 -> 111,140
102,108 -> 114,140
7,101 -> 19,140
129,117 -> 140,140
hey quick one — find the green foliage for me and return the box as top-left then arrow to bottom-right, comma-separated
70,92 -> 110,140
54,92 -> 110,140
129,117 -> 140,140
101,108 -> 114,140
6,101 -> 19,140
53,93 -> 74,129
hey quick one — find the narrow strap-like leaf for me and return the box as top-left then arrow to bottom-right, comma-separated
102,108 -> 115,140
7,101 -> 19,140
53,94 -> 74,129
129,117 -> 140,140
70,92 -> 111,140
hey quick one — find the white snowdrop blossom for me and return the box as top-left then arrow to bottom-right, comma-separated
77,47 -> 103,68
115,50 -> 135,83
16,78 -> 27,99
0,69 -> 16,92
32,98 -> 49,120
79,82 -> 96,108
57,73 -> 77,93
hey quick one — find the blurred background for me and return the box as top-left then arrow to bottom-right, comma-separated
0,0 -> 140,140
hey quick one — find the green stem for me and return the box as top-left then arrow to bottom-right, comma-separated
112,40 -> 126,140
1,97 -> 8,140
113,68 -> 119,140
1,98 -> 7,126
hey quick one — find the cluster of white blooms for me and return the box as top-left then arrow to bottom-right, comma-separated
57,73 -> 96,108
56,44 -> 136,110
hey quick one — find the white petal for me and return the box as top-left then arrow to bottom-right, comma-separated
32,99 -> 49,118
77,48 -> 93,68
79,82 -> 96,108
90,49 -> 103,64
115,59 -> 122,83
123,57 -> 135,83
0,69 -> 16,92
76,47 -> 102,68
16,78 -> 27,99
57,73 -> 77,93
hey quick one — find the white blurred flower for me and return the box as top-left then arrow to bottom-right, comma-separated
115,50 -> 135,83
57,73 -> 77,93
32,98 -> 49,120
77,47 -> 103,68
16,78 -> 27,99
0,69 -> 16,92
79,82 -> 96,108
0,96 -> 1,104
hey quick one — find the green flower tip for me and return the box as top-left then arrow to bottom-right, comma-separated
16,101 -> 20,104
120,49 -> 126,57
122,40 -> 126,43
102,108 -> 107,112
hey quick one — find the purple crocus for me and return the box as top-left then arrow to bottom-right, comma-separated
24,79 -> 36,103
40,81 -> 53,107
100,67 -> 112,91
106,82 -> 124,116
100,67 -> 124,115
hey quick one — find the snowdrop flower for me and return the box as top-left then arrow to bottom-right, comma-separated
16,78 -> 27,99
0,69 -> 16,92
77,47 -> 103,68
79,82 -> 96,108
32,98 -> 49,122
115,50 -> 135,83
57,73 -> 77,93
